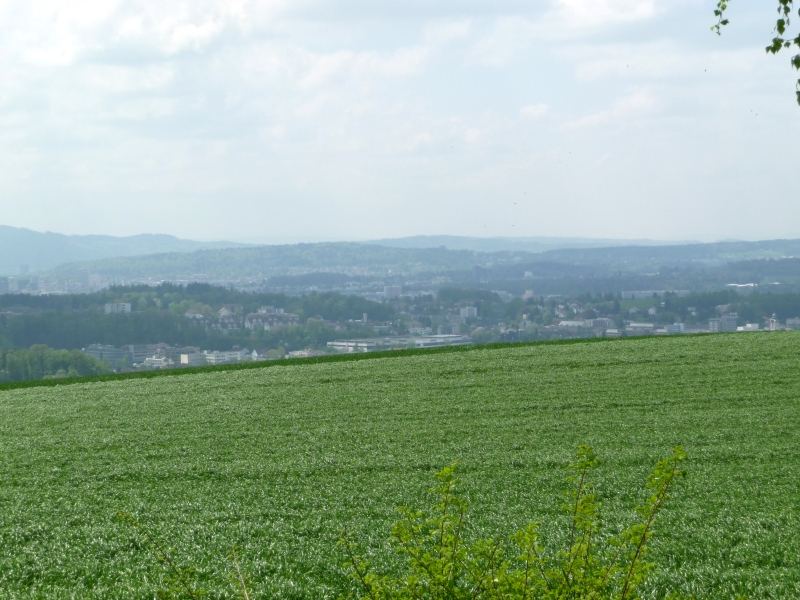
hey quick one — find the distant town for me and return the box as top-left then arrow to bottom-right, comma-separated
76,290 -> 800,375
2,235 -> 800,382
3,277 -> 800,381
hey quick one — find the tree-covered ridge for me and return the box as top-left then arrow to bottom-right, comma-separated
48,243 -> 500,281
0,283 -> 392,320
539,239 -> 800,266
0,284 -> 393,352
38,238 -> 800,292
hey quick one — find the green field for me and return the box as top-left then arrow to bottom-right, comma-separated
1,334 -> 799,598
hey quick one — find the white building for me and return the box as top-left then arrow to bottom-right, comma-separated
327,335 -> 471,353
203,349 -> 250,365
411,335 -> 470,348
627,322 -> 656,334
143,355 -> 172,369
180,352 -> 206,367
383,285 -> 402,300
459,306 -> 478,320
588,318 -> 615,330
104,302 -> 132,315
327,340 -> 380,353
287,349 -> 319,358
558,320 -> 588,328
244,308 -> 299,331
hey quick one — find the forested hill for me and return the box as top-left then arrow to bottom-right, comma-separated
44,237 -> 800,288
0,225 -> 244,275
538,238 -> 800,267
47,243 -> 512,281
367,235 -> 675,253
0,284 -> 391,351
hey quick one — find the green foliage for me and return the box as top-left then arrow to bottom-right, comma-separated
341,446 -> 685,600
0,344 -> 109,382
714,0 -> 800,104
0,284 -> 393,355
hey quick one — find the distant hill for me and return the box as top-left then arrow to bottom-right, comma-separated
538,238 -> 800,267
367,235 -> 681,254
0,226 -> 245,275
47,242 -> 504,282
44,237 -> 800,288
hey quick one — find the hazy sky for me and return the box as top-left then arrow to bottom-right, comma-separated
1,0 -> 798,243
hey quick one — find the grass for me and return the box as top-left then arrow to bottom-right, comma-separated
0,332 -> 799,598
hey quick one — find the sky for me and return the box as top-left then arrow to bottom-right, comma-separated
0,0 -> 798,244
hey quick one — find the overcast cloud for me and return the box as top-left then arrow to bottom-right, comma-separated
0,0 -> 797,243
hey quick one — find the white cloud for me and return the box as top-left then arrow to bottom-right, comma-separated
567,42 -> 763,82
101,97 -> 178,122
404,131 -> 436,151
565,88 -> 658,129
467,0 -> 667,68
520,103 -> 549,119
80,64 -> 174,94
555,0 -> 658,27
0,0 -> 290,68
462,127 -> 482,144
423,19 -> 473,45
298,47 -> 429,88
0,0 -> 798,242
468,17 -> 540,67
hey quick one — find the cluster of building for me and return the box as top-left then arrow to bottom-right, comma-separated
326,334 -> 471,353
183,305 -> 301,333
552,312 -> 800,337
83,343 -> 265,370
104,302 -> 132,314
0,274 -> 114,295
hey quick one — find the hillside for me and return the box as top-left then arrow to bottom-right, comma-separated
0,225 -> 244,275
539,238 -> 800,267
42,237 -> 800,293
366,235 -> 678,253
47,242 -> 505,281
0,334 -> 798,598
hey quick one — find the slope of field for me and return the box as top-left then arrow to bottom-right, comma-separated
1,334 -> 799,598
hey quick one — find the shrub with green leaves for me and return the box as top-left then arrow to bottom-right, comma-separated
341,445 -> 686,600
714,0 -> 800,105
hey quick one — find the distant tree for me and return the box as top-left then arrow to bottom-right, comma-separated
0,345 -> 109,382
713,0 -> 800,104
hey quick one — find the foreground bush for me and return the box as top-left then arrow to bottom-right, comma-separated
341,445 -> 686,600
118,445 -> 685,598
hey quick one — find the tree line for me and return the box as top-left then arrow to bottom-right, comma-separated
0,346 -> 109,383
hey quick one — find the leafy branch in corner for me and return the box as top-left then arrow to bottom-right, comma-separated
714,0 -> 800,104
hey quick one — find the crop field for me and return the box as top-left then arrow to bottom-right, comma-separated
1,333 -> 799,598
